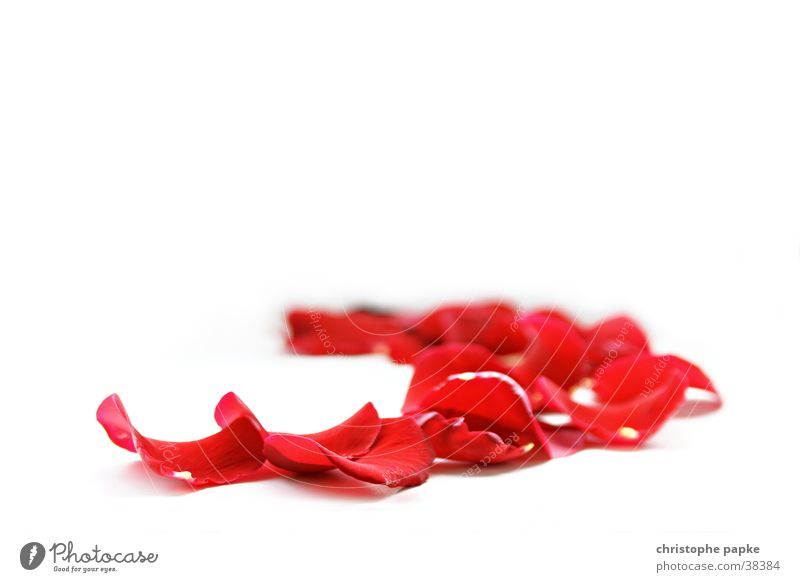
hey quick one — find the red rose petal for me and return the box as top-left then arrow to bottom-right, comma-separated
668,355 -> 718,394
97,393 -> 136,452
97,394 -> 266,486
214,391 -> 266,432
414,411 -> 532,463
97,302 -> 722,491
590,353 -> 720,412
526,307 -> 576,326
665,355 -> 722,416
591,353 -> 678,403
261,434 -> 337,473
285,308 -> 418,361
214,397 -> 382,471
534,365 -> 687,446
414,371 -> 551,458
287,307 -> 409,338
418,372 -> 532,432
512,312 -> 591,389
541,426 -> 587,458
410,301 -> 528,355
582,315 -> 650,364
373,334 -> 427,364
264,417 -> 434,487
403,343 -> 509,415
289,402 -> 382,463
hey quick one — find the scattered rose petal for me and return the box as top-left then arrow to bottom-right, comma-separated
410,301 -> 528,354
408,370 -> 552,459
582,315 -> 650,365
99,302 -> 721,491
534,362 -> 688,446
403,343 -> 510,415
414,411 -> 533,463
285,308 -> 421,362
264,417 -> 434,487
512,311 -> 591,389
257,403 -> 383,473
97,394 -> 266,486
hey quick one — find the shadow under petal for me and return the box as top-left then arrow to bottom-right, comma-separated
106,461 -> 286,495
431,454 -> 550,478
674,387 -> 723,418
105,461 -> 194,496
273,470 -> 400,501
674,399 -> 722,418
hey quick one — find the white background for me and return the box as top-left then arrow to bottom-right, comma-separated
1,2 -> 799,580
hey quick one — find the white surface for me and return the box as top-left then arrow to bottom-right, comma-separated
1,2 -> 798,580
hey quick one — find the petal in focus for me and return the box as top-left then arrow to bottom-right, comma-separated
414,411 -> 533,464
214,391 -> 267,432
415,371 -> 551,458
264,416 -> 434,487
97,394 -> 267,486
257,403 -> 383,473
300,402 -> 381,458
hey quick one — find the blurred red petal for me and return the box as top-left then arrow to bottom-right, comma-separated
591,353 -> 676,403
534,363 -> 687,446
285,308 -> 415,358
590,353 -> 720,412
664,355 -> 722,416
410,301 -> 528,355
525,307 -> 576,327
669,355 -> 719,394
373,334 -> 427,364
512,312 -> 591,389
582,315 -> 650,365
